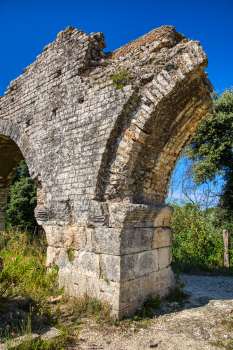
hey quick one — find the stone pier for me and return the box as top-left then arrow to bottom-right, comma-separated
0,25 -> 213,318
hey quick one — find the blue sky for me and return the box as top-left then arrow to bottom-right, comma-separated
0,0 -> 232,96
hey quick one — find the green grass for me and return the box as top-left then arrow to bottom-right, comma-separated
0,230 -> 74,349
66,247 -> 74,262
0,231 -> 58,302
110,69 -> 131,89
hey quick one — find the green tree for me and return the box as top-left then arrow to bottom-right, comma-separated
185,88 -> 233,212
3,160 -> 38,227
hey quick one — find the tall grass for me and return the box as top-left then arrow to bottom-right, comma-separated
0,230 -> 58,302
0,230 -> 73,349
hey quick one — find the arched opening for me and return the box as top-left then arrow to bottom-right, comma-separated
0,134 -> 38,231
98,70 -> 212,206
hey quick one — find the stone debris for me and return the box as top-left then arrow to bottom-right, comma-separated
0,327 -> 62,349
48,295 -> 63,303
0,334 -> 39,349
0,25 -> 213,318
40,326 -> 63,341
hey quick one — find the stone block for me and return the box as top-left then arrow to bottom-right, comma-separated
73,251 -> 100,278
120,227 -> 153,254
44,225 -> 93,251
108,203 -> 174,228
158,247 -> 172,270
138,249 -> 158,276
152,227 -> 173,249
93,227 -> 121,255
99,254 -> 121,282
116,302 -> 142,320
138,271 -> 158,301
120,253 -> 138,281
93,226 -> 157,255
120,279 -> 140,306
155,266 -> 174,292
98,249 -> 159,283
44,226 -> 63,247
46,246 -> 62,268
73,227 -> 93,251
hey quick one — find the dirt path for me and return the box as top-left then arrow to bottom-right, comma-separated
72,274 -> 233,350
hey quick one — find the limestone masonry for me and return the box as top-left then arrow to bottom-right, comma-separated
0,25 -> 213,318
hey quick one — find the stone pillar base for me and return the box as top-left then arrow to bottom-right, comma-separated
45,202 -> 174,319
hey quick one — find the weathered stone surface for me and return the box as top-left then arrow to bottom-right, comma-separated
152,227 -> 173,249
0,25 -> 213,318
158,247 -> 172,270
119,266 -> 174,314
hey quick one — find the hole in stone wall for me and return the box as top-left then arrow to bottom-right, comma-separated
54,69 -> 62,78
52,108 -> 58,116
78,97 -> 84,104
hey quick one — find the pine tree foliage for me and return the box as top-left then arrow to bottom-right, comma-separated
3,160 -> 38,226
185,88 -> 233,210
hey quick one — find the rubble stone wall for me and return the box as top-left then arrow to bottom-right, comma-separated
0,25 -> 213,318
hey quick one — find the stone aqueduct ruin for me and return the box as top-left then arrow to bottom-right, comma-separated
0,25 -> 213,317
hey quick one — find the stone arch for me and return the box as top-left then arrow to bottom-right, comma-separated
0,119 -> 42,224
98,41 -> 213,205
0,119 -> 40,181
0,25 -> 214,319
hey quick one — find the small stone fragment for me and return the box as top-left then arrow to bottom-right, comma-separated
97,59 -> 108,66
32,314 -> 47,325
0,334 -> 39,350
40,326 -> 63,342
140,73 -> 154,83
48,295 -> 62,303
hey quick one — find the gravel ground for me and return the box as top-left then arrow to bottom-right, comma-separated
181,273 -> 233,304
72,273 -> 233,350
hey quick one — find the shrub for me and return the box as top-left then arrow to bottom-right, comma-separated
171,202 -> 233,272
2,160 -> 38,227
